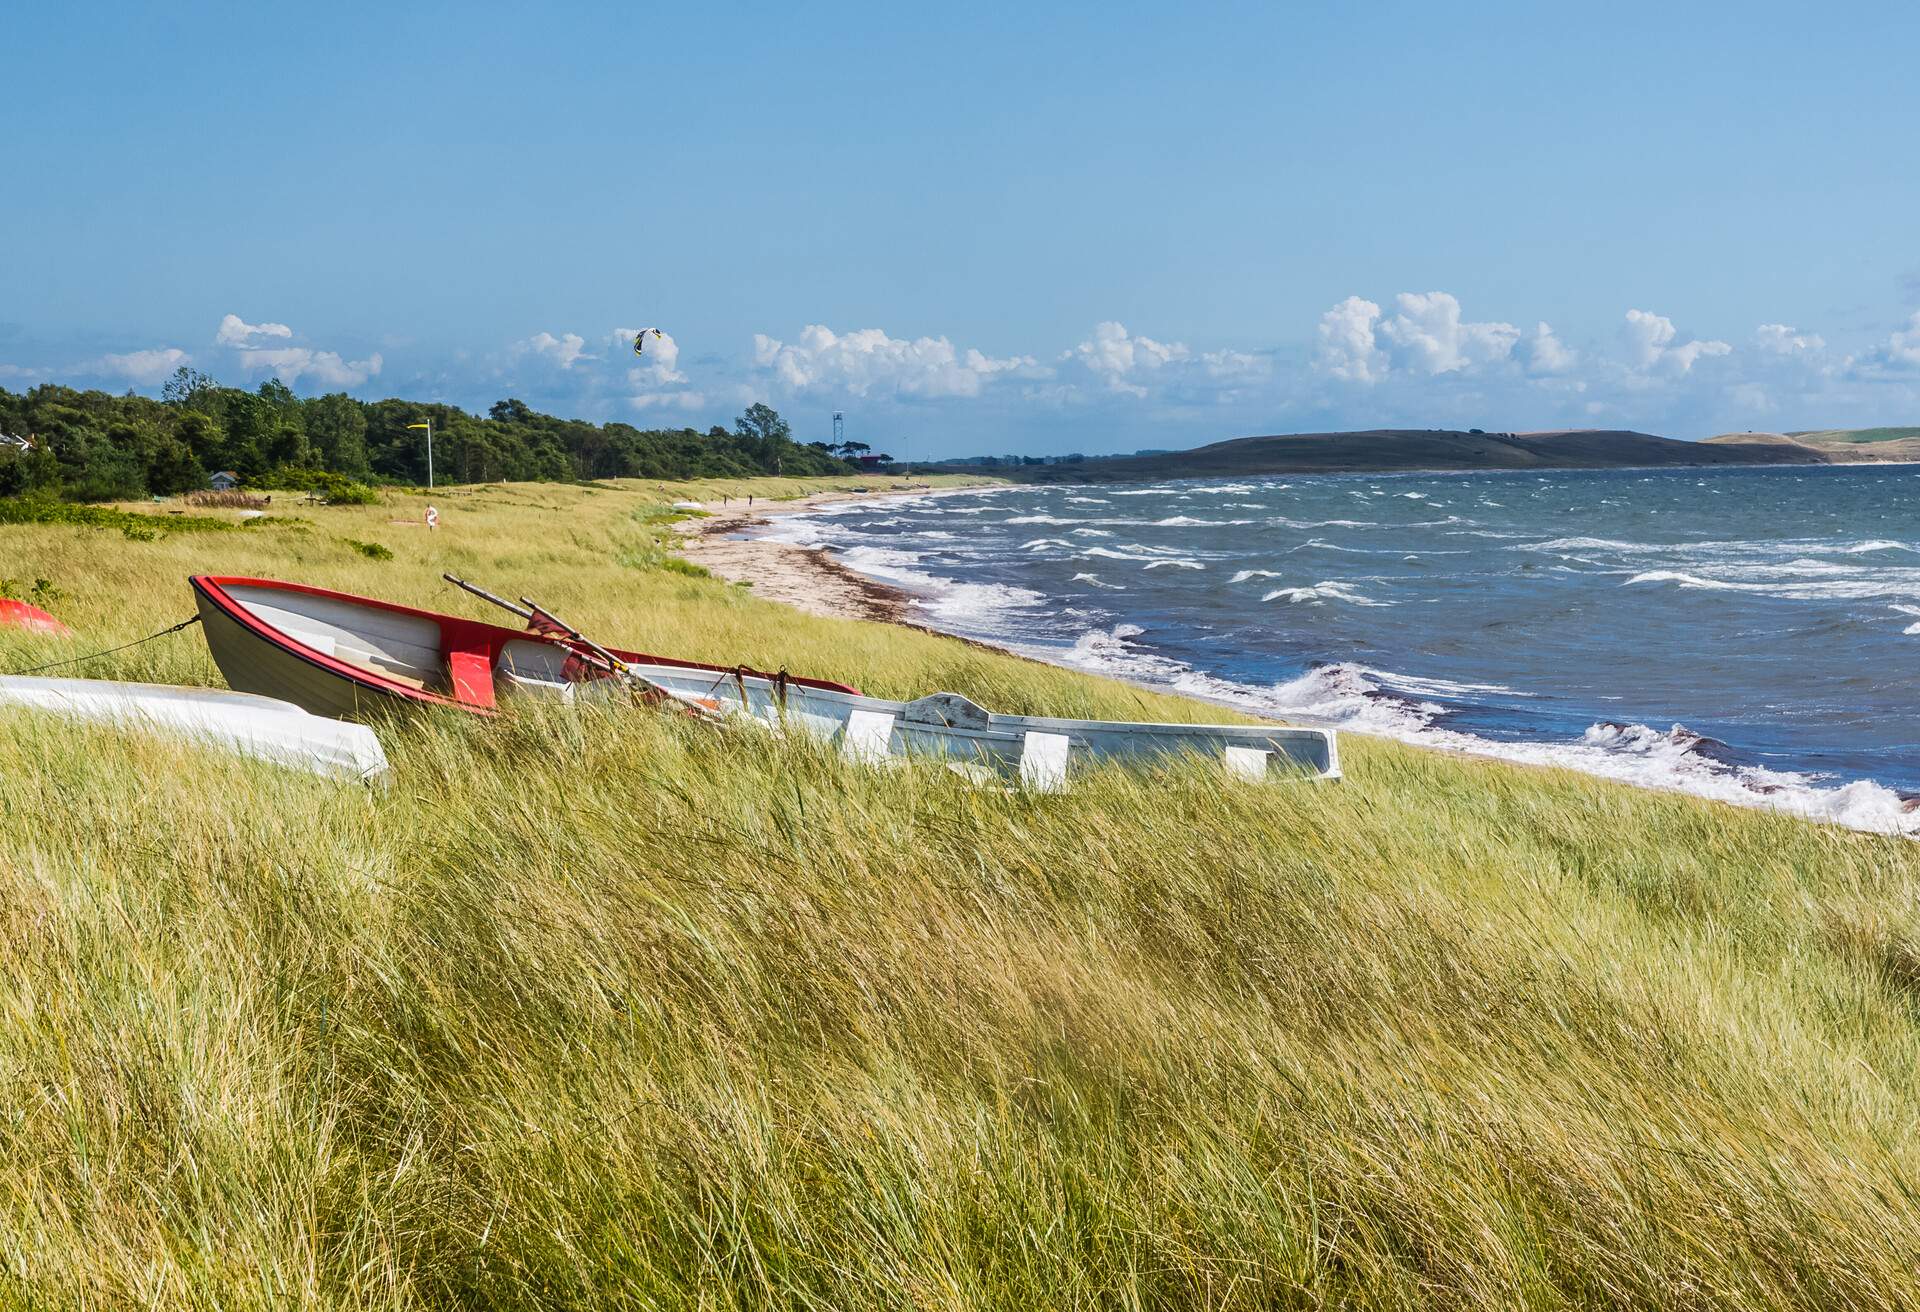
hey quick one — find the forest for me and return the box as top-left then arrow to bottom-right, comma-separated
0,366 -> 862,500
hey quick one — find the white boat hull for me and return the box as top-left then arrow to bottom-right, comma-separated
495,640 -> 1340,786
0,675 -> 390,782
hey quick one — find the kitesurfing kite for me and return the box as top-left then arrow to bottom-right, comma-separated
633,328 -> 665,356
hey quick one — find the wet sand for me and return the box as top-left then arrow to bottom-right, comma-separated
673,491 -> 922,622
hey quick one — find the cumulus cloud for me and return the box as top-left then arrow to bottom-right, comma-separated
215,314 -> 293,347
96,347 -> 191,386
616,327 -> 687,385
1316,292 -> 1520,381
1882,312 -> 1920,369
1315,296 -> 1386,382
515,331 -> 591,370
236,347 -> 382,388
1065,321 -> 1189,397
753,324 -> 1039,398
1755,323 -> 1825,355
1523,322 -> 1577,375
1377,292 -> 1518,374
1623,309 -> 1730,374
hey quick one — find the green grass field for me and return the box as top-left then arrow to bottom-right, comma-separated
3,476 -> 1920,1308
1785,426 -> 1920,445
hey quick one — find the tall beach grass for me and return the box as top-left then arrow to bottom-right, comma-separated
2,476 -> 1919,1307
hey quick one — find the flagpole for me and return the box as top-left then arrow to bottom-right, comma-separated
408,420 -> 435,489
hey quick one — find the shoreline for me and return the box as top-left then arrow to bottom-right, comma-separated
673,487 -> 936,623
670,479 -> 1920,835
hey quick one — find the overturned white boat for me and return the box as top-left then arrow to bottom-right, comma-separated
497,647 -> 1340,789
0,675 -> 390,782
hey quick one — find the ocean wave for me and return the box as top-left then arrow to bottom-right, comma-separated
1262,665 -> 1920,835
835,545 -> 1045,627
1142,559 -> 1205,570
1624,571 -> 1920,601
1005,514 -> 1083,525
1261,581 -> 1392,606
1070,572 -> 1126,590
1152,515 -> 1253,526
1229,569 -> 1281,583
1070,528 -> 1114,538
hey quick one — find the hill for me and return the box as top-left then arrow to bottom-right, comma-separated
3,475 -> 1920,1303
1002,428 -> 1830,482
1705,426 -> 1920,462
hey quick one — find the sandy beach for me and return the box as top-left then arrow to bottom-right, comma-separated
674,490 -> 924,622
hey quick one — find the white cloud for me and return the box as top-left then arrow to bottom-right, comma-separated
215,314 -> 293,347
1315,292 -> 1519,381
515,331 -> 591,370
629,390 -> 708,412
753,324 -> 1038,398
237,347 -> 382,388
616,327 -> 687,385
1315,296 -> 1386,383
96,347 -> 191,386
1755,323 -> 1825,355
1623,309 -> 1730,374
1065,321 -> 1189,397
1883,312 -> 1920,369
1523,322 -> 1577,375
1378,292 -> 1519,374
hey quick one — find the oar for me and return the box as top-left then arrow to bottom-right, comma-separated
444,573 -> 721,719
518,594 -> 730,724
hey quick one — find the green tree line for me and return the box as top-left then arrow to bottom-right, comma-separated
0,368 -> 863,500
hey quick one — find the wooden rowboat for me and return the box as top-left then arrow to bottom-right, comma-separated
191,575 -> 1339,787
189,575 -> 858,721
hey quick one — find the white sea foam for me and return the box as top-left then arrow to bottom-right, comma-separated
1070,528 -> 1114,538
1142,559 -> 1205,570
1259,665 -> 1920,835
1624,570 -> 1920,601
835,545 -> 1045,628
1229,569 -> 1281,583
1070,572 -> 1126,590
1005,514 -> 1083,525
1261,581 -> 1392,606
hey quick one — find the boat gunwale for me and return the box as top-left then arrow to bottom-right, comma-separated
189,574 -> 861,715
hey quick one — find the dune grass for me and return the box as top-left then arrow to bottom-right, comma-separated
3,475 -> 1920,1307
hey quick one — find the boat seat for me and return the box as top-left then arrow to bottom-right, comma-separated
446,646 -> 497,709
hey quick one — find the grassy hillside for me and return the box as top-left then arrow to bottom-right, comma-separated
1005,428 -> 1826,482
4,476 -> 1920,1307
1705,427 -> 1920,462
1788,425 -> 1920,444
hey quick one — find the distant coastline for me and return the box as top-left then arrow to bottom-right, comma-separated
944,425 -> 1920,483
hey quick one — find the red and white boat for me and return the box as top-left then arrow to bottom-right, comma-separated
189,575 -> 858,721
190,575 -> 1340,787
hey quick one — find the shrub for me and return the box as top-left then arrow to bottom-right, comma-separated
344,539 -> 394,561
0,495 -> 234,537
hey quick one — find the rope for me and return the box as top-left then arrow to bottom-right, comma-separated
4,615 -> 201,677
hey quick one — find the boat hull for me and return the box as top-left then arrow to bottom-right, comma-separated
0,674 -> 388,781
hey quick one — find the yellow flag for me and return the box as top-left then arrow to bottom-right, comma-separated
407,422 -> 430,430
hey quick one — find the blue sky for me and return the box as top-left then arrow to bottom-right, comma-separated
3,0 -> 1917,456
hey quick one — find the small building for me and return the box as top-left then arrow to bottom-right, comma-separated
209,470 -> 241,491
0,432 -> 32,453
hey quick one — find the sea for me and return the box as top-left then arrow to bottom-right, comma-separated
763,463 -> 1920,834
